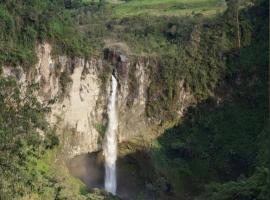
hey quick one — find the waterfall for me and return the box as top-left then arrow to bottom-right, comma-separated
103,75 -> 118,195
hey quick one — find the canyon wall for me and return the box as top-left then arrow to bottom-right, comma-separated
2,43 -> 192,158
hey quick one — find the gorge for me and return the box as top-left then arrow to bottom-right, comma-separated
0,0 -> 268,200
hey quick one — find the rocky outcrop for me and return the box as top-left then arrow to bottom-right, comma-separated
3,43 -> 105,157
104,48 -> 151,142
2,43 -> 192,158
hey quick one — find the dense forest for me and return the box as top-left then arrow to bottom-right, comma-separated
0,0 -> 269,200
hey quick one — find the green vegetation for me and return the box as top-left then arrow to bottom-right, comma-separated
0,0 -> 106,70
202,167 -> 268,200
148,0 -> 269,199
110,0 -> 226,17
0,77 -> 56,198
95,123 -> 107,137
0,0 -> 268,199
0,77 -> 119,199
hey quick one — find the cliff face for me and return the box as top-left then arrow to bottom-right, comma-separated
2,43 -> 192,158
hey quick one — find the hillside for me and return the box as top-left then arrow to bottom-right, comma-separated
109,0 -> 226,17
0,0 -> 269,200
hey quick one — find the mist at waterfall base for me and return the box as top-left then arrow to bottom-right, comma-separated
103,75 -> 118,195
68,150 -> 155,200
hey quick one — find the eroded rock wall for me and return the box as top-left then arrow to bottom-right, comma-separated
2,43 -> 192,158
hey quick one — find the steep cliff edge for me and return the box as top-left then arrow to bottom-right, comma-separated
1,0 -> 268,199
2,42 -> 192,158
3,43 -> 102,157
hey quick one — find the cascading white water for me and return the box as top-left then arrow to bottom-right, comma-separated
103,75 -> 118,195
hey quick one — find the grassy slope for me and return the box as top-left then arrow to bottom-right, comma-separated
110,0 -> 226,17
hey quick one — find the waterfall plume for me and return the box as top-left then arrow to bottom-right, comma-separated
103,75 -> 118,195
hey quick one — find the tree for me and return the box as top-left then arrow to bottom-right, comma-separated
64,0 -> 72,9
202,168 -> 269,200
226,0 -> 241,48
0,77 -> 51,198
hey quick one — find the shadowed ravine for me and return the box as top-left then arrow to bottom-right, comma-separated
0,0 -> 268,200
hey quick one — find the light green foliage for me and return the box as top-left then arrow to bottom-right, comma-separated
95,123 -> 107,137
0,78 -> 118,199
0,0 -> 102,69
0,77 -> 52,198
111,0 -> 226,17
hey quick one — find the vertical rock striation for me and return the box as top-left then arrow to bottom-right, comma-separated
2,43 -> 192,158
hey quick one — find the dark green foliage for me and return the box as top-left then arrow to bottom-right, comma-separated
0,0 -> 268,199
147,56 -> 181,120
95,123 -> 107,137
0,77 -> 117,199
126,61 -> 140,108
60,70 -> 73,96
0,77 -> 54,198
44,133 -> 60,149
104,1 -> 266,123
150,0 -> 269,198
202,167 -> 269,200
0,0 -> 105,69
109,14 -> 227,120
145,21 -> 226,120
